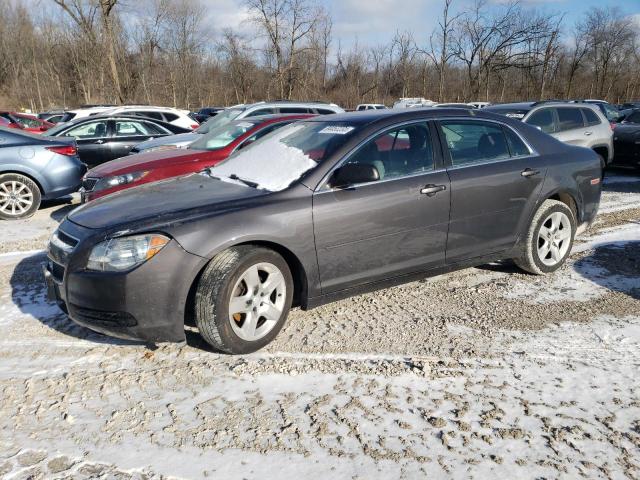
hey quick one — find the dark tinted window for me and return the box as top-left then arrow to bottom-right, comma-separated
504,128 -> 530,157
556,108 -> 584,131
441,121 -> 510,166
279,107 -> 310,114
246,108 -> 276,117
134,111 -> 163,121
346,123 -> 433,181
163,113 -> 179,122
582,108 -> 601,126
316,108 -> 337,115
238,122 -> 290,150
625,111 -> 640,124
142,121 -> 169,135
526,109 -> 555,133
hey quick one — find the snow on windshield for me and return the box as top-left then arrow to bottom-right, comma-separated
210,123 -> 332,191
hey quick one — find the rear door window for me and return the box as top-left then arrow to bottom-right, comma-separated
556,108 -> 585,131
114,120 -> 154,137
526,109 -> 556,134
440,121 -> 511,166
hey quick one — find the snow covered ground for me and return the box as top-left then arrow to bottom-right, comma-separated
0,171 -> 639,479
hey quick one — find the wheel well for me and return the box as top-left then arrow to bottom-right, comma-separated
183,241 -> 309,327
592,146 -> 609,161
548,192 -> 578,222
0,170 -> 44,194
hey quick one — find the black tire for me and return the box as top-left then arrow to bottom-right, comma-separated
194,246 -> 294,354
513,199 -> 576,275
0,173 -> 42,220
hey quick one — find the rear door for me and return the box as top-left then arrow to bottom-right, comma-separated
438,119 -> 546,263
313,121 -> 451,293
553,107 -> 589,147
109,119 -> 168,161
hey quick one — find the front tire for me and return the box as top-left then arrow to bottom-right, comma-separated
195,246 -> 293,354
0,173 -> 41,220
514,199 -> 576,275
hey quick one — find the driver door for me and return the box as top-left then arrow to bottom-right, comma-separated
312,121 -> 451,293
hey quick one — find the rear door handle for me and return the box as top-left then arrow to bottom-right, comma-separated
420,184 -> 447,196
584,131 -> 593,136
95,139 -> 105,144
521,168 -> 540,178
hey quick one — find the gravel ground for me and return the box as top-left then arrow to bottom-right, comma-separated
0,171 -> 639,479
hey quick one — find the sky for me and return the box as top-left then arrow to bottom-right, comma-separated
202,0 -> 640,48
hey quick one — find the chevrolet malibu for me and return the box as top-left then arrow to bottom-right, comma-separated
45,109 -> 601,353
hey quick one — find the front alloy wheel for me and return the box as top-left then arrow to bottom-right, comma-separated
195,246 -> 293,354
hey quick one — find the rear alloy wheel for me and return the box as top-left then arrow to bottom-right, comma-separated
195,246 -> 293,354
514,199 -> 576,275
0,173 -> 41,220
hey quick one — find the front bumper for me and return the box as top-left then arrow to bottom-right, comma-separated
45,222 -> 206,343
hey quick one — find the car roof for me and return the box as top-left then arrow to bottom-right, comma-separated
485,102 -> 535,110
236,113 -> 317,125
304,107 -> 506,126
240,101 -> 342,109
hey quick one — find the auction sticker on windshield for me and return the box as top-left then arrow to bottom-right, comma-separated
319,126 -> 355,135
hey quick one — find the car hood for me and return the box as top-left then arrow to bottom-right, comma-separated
133,132 -> 199,151
87,148 -> 224,177
68,173 -> 267,230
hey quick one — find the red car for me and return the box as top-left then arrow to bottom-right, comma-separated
0,112 -> 54,133
81,114 -> 315,202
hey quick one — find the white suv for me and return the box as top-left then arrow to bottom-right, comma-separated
199,101 -> 344,132
485,101 -> 614,168
101,106 -> 198,130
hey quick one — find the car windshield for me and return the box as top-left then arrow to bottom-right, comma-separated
189,121 -> 259,151
195,108 -> 245,134
208,121 -> 358,191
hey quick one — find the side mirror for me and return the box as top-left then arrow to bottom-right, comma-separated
330,163 -> 379,188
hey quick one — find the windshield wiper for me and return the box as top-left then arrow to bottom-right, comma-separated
228,174 -> 258,188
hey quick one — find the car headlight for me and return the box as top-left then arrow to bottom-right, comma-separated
93,171 -> 149,192
87,234 -> 169,272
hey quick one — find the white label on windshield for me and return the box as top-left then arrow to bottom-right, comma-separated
319,126 -> 354,135
506,113 -> 525,119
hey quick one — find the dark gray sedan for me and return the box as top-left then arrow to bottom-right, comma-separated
45,109 -> 601,353
0,127 -> 85,219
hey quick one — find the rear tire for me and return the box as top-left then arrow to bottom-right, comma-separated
194,246 -> 293,354
0,173 -> 41,220
513,200 -> 576,275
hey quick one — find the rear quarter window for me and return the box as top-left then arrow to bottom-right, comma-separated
163,113 -> 179,122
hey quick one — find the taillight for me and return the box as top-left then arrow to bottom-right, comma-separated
190,124 -> 199,129
610,123 -> 616,130
46,145 -> 77,156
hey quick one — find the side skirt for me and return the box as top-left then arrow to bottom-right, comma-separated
303,249 -> 517,310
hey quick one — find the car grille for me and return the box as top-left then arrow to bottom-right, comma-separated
70,305 -> 137,327
47,228 -> 79,281
82,177 -> 99,192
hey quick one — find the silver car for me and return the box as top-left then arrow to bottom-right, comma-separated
0,127 -> 85,220
485,101 -> 614,169
131,101 -> 344,154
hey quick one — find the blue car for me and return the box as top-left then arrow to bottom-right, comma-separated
0,126 -> 86,219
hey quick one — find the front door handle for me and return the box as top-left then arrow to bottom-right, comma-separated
584,131 -> 593,136
420,184 -> 447,196
95,139 -> 105,144
521,168 -> 540,178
